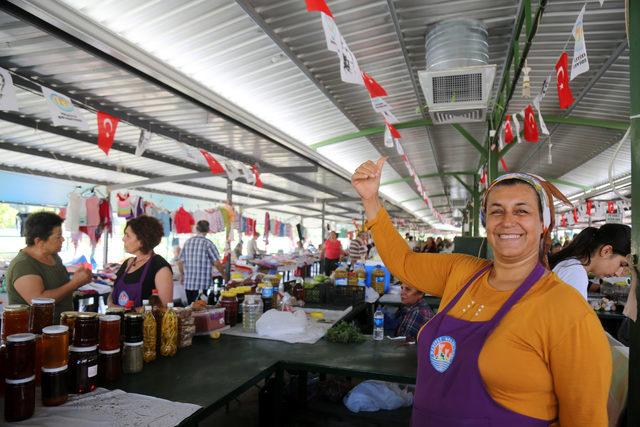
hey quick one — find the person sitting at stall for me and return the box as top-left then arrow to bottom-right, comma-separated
352,158 -> 611,426
108,215 -> 173,308
233,239 -> 243,259
6,211 -> 92,322
384,282 -> 434,341
321,231 -> 345,275
246,232 -> 264,259
549,224 -> 631,300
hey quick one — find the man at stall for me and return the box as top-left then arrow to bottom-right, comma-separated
352,158 -> 611,426
246,232 -> 264,259
384,282 -> 434,341
179,220 -> 226,304
321,231 -> 344,275
6,211 -> 93,322
348,231 -> 368,266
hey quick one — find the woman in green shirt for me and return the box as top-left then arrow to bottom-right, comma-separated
6,212 -> 92,321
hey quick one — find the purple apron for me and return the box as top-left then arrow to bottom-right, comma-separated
113,255 -> 154,308
413,263 -> 552,426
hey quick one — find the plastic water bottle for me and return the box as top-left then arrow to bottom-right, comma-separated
373,308 -> 384,341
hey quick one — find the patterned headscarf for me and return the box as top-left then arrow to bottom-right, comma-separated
482,173 -> 573,268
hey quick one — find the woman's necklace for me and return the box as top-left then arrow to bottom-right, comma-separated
130,254 -> 151,270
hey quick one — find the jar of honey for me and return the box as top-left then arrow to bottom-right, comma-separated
73,312 -> 98,347
6,333 -> 36,380
60,311 -> 79,343
30,298 -> 55,334
98,348 -> 122,384
99,315 -> 121,351
4,375 -> 35,422
42,325 -> 69,369
2,304 -> 30,340
41,365 -> 68,406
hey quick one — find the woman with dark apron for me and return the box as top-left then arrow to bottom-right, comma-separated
352,158 -> 612,426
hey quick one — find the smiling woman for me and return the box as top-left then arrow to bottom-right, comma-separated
352,159 -> 612,427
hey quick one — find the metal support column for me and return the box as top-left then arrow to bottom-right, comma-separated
473,174 -> 480,237
628,1 -> 639,425
224,179 -> 232,284
321,202 -> 326,241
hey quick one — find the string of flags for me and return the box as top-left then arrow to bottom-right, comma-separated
556,198 -> 628,228
0,66 -> 264,188
306,0 -> 444,223
497,1 -> 597,151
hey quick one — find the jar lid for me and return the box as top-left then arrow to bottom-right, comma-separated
124,313 -> 143,319
99,348 -> 121,355
7,333 -> 36,342
31,297 -> 55,305
6,375 -> 35,385
76,312 -> 98,319
123,341 -> 143,347
106,307 -> 125,313
42,365 -> 68,373
221,291 -> 235,298
69,345 -> 98,352
4,304 -> 29,312
61,311 -> 80,317
42,325 -> 69,335
99,315 -> 121,322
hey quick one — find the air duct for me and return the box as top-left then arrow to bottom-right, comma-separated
418,19 -> 496,124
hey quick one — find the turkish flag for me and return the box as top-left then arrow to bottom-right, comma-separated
199,149 -> 225,174
500,157 -> 509,172
573,208 -> 579,223
523,104 -> 539,143
386,121 -> 401,139
504,115 -> 514,144
252,164 -> 263,188
362,71 -> 387,98
586,200 -> 592,216
97,111 -> 120,155
305,0 -> 333,17
561,214 -> 567,227
607,201 -> 615,213
555,52 -> 575,109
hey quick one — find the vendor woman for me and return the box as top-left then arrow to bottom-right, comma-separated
108,215 -> 173,308
352,158 -> 611,426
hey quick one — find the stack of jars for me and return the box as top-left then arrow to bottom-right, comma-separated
41,325 -> 69,407
122,313 -> 144,374
68,312 -> 99,394
5,332 -> 36,422
31,298 -> 56,386
98,314 -> 122,384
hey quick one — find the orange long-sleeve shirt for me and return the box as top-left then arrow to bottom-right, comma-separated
368,208 -> 611,426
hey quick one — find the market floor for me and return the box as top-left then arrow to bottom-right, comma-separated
200,379 -> 412,427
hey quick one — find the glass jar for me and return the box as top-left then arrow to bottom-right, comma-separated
220,291 -> 238,327
99,315 -> 121,351
42,325 -> 69,369
2,304 -> 30,340
60,311 -> 79,343
98,349 -> 122,384
235,289 -> 245,325
41,365 -> 68,406
4,375 -> 35,422
124,313 -> 143,343
122,342 -> 143,374
105,307 -> 125,340
30,298 -> 55,334
6,333 -> 36,380
68,345 -> 98,394
73,312 -> 98,347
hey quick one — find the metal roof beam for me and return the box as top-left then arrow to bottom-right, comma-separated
380,171 -> 475,187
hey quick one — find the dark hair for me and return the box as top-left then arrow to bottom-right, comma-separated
196,220 -> 210,233
549,224 -> 631,269
125,215 -> 164,253
25,212 -> 63,246
490,178 -> 543,221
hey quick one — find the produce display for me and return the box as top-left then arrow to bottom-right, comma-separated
326,321 -> 365,344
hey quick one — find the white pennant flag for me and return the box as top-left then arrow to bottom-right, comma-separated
240,164 -> 255,185
599,0 -> 604,7
42,86 -> 89,130
383,124 -> 394,148
539,74 -> 551,100
321,13 -> 341,53
512,113 -> 522,144
381,110 -> 398,124
224,161 -> 242,181
0,67 -> 19,112
180,142 -> 200,162
571,4 -> 589,80
135,129 -> 151,156
498,123 -> 505,150
371,97 -> 391,113
338,36 -> 363,86
532,96 -> 549,135
395,139 -> 404,156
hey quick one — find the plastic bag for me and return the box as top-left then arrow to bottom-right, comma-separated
255,309 -> 307,338
365,286 -> 379,303
343,380 -> 413,413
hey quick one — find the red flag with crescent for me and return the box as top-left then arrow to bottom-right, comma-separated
97,111 -> 120,155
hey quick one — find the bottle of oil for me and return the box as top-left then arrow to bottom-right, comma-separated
160,303 -> 178,357
372,265 -> 386,295
356,263 -> 367,287
334,263 -> 348,286
142,306 -> 156,363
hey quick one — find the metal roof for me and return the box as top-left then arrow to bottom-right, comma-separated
0,0 -> 632,230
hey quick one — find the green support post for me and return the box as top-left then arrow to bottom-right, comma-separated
473,174 -> 480,237
629,1 -> 640,425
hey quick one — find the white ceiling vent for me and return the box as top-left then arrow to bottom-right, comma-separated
418,19 -> 496,125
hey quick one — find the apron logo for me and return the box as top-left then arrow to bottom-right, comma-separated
117,291 -> 130,307
430,336 -> 456,373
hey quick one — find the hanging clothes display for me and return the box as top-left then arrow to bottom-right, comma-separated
264,212 -> 270,240
98,199 -> 112,235
116,193 -> 133,218
174,207 -> 195,234
65,191 -> 83,232
85,195 -> 100,227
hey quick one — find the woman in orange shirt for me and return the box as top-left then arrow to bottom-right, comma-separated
352,158 -> 611,426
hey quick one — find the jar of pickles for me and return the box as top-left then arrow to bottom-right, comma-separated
30,298 -> 55,334
41,365 -> 68,406
99,315 -> 121,351
5,375 -> 35,422
220,291 -> 238,327
124,313 -> 143,343
98,348 -> 122,384
68,345 -> 98,394
122,342 -> 143,374
73,312 -> 98,347
42,325 -> 69,369
6,333 -> 36,380
3,304 -> 30,340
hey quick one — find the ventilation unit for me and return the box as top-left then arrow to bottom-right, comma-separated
418,19 -> 496,125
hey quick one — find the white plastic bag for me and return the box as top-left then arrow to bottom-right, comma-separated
344,380 -> 413,413
255,309 -> 307,338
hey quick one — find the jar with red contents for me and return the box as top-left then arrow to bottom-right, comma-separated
4,375 -> 35,422
2,305 -> 30,340
41,365 -> 68,406
219,291 -> 238,327
6,333 -> 35,380
99,315 -> 121,351
30,298 -> 55,334
68,345 -> 98,394
73,312 -> 98,347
